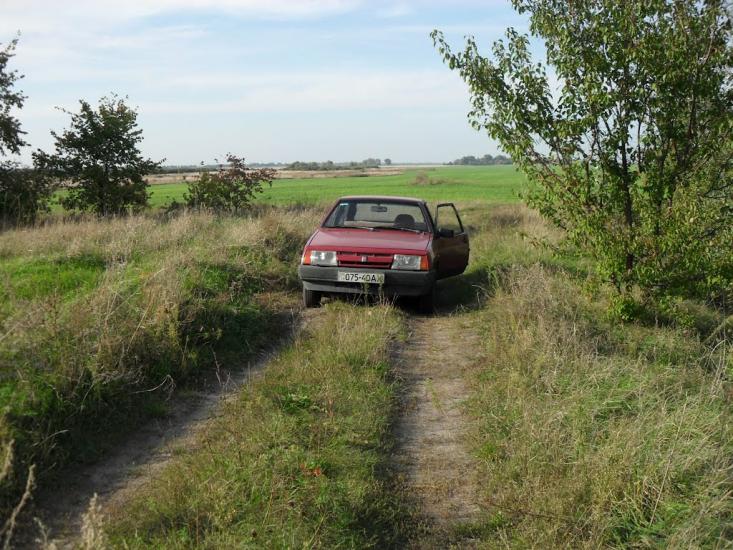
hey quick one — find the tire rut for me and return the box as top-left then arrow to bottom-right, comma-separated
24,308 -> 306,549
393,312 -> 485,546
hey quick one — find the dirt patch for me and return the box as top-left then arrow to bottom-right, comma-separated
393,313 -> 486,547
275,168 -> 403,179
143,167 -> 404,185
23,308 -> 308,549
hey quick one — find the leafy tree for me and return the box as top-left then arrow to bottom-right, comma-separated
384,158 -> 392,165
0,36 -> 52,226
184,154 -> 276,212
0,37 -> 26,156
0,163 -> 52,227
34,96 -> 161,215
433,0 -> 733,303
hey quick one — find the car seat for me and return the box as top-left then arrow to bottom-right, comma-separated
394,214 -> 416,229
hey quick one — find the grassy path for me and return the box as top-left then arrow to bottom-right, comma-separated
393,312 -> 486,548
30,308 -> 303,548
0,208 -> 320,529
33,292 -> 489,548
99,302 -> 407,548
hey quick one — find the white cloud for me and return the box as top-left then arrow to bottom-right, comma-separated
16,67 -> 479,164
376,3 -> 413,18
0,0 -> 361,35
94,25 -> 208,50
137,69 -> 469,113
17,64 -> 470,119
3,0 -> 518,163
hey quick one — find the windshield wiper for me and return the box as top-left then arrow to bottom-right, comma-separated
327,225 -> 376,231
382,226 -> 423,234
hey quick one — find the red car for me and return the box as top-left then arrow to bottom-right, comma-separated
298,196 -> 469,312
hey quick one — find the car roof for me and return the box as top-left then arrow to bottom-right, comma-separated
336,195 -> 426,204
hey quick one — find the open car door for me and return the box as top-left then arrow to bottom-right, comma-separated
433,203 -> 469,278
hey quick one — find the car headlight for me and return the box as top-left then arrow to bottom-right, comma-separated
392,254 -> 425,271
309,250 -> 338,266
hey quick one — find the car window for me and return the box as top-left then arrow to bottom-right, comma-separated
324,200 -> 428,231
436,205 -> 463,233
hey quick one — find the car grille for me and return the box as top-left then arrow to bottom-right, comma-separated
337,252 -> 393,269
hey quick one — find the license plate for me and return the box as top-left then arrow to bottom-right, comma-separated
337,271 -> 385,284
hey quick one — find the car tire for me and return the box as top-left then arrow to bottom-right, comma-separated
417,285 -> 435,314
303,287 -> 322,308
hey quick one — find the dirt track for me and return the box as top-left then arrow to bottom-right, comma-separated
26,310 -> 302,548
393,312 -> 485,547
25,300 -> 484,547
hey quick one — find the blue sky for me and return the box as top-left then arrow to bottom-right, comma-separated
2,0 -> 535,165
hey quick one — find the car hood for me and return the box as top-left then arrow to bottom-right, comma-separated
309,227 -> 431,253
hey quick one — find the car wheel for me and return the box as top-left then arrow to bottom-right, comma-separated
303,287 -> 322,308
417,285 -> 435,314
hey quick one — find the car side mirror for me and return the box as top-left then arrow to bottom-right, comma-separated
437,228 -> 455,238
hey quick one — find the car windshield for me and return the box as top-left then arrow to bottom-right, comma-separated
323,200 -> 429,232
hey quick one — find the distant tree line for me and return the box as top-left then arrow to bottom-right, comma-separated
156,164 -> 220,174
285,158 -> 390,171
447,154 -> 512,166
157,162 -> 285,174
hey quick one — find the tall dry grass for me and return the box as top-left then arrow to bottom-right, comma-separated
466,206 -> 732,547
0,207 -> 321,517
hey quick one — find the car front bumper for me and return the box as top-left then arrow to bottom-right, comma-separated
298,265 -> 435,297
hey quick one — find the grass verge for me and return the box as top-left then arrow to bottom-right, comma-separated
108,302 -> 410,548
0,207 -> 319,517
462,205 -> 732,548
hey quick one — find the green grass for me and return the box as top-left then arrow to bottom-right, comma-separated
0,254 -> 105,310
108,303 -> 411,548
455,205 -> 733,548
0,207 -> 321,516
147,165 -> 526,208
4,177 -> 731,548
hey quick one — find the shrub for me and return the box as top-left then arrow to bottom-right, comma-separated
0,163 -> 52,227
184,154 -> 275,213
412,171 -> 447,186
413,171 -> 429,185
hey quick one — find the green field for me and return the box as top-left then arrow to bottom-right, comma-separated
148,165 -> 526,208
